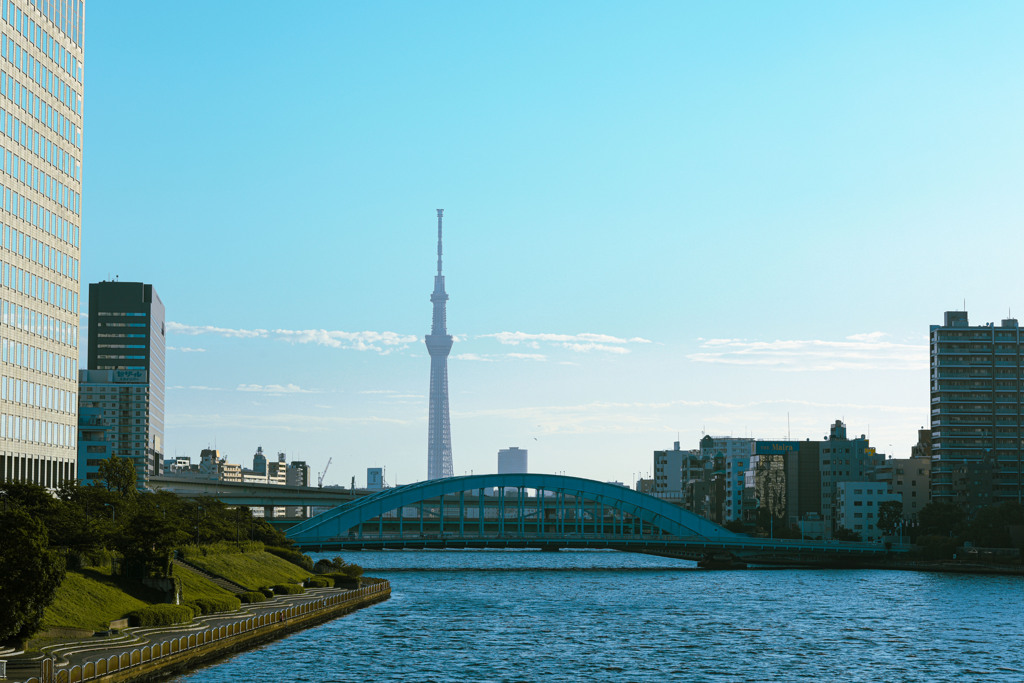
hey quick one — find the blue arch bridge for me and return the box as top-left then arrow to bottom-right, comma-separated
285,474 -> 908,568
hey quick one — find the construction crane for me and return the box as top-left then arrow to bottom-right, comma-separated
317,457 -> 332,488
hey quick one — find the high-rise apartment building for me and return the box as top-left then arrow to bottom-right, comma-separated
930,311 -> 1024,508
0,0 -> 84,487
79,282 -> 165,486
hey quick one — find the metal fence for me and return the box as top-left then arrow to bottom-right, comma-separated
20,582 -> 390,683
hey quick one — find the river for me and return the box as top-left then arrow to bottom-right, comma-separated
172,550 -> 1024,682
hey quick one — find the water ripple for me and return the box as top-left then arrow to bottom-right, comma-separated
172,551 -> 1024,683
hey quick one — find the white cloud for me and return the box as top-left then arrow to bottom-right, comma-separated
167,321 -> 418,353
480,331 -> 651,354
167,346 -> 206,353
687,334 -> 927,372
168,412 -> 412,431
236,383 -> 317,395
168,323 -> 267,339
454,352 -> 547,362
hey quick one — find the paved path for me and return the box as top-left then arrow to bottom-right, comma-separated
26,586 -> 362,675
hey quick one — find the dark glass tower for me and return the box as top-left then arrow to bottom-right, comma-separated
425,210 -> 454,480
86,281 -> 165,480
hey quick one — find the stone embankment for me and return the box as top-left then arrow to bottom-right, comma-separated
6,580 -> 390,683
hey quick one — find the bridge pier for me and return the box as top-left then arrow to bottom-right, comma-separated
697,552 -> 747,570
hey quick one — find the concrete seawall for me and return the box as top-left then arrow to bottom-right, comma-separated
12,581 -> 391,683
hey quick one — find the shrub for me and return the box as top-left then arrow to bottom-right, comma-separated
128,604 -> 196,627
323,573 -> 360,589
325,562 -> 363,580
188,596 -> 242,615
259,587 -> 275,598
272,583 -> 305,595
237,591 -> 267,604
180,541 -> 264,561
305,577 -> 331,588
313,556 -> 362,575
264,546 -> 314,572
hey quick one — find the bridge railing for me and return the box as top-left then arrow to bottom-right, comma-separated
297,529 -> 901,555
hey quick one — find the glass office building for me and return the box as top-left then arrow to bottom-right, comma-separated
0,0 -> 84,486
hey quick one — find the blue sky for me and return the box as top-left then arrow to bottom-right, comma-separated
82,2 -> 1024,486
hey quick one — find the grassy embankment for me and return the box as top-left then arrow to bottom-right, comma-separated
42,569 -> 156,632
182,548 -> 311,591
41,544 -> 312,633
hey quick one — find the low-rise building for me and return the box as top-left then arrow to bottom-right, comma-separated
834,482 -> 900,542
876,455 -> 931,522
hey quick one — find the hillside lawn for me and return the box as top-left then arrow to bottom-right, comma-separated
185,550 -> 310,590
175,564 -> 237,602
42,570 -> 156,632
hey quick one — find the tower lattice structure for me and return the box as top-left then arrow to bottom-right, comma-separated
425,209 -> 454,479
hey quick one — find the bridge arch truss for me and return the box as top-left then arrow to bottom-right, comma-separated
285,473 -> 739,549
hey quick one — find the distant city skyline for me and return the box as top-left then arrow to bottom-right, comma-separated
80,2 -> 1024,486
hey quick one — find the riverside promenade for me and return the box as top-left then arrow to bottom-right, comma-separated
5,580 -> 391,683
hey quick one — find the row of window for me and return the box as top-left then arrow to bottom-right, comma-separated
11,1 -> 82,71
2,141 -> 79,213
1,31 -> 78,115
1,67 -> 78,154
1,102 -> 78,184
0,332 -> 75,378
0,372 -> 72,411
4,258 -> 76,313
3,221 -> 78,280
0,185 -> 78,257
0,161 -> 77,246
4,296 -> 66,347
0,410 -> 72,445
8,407 -> 69,443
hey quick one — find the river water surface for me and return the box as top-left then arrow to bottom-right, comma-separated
172,550 -> 1023,682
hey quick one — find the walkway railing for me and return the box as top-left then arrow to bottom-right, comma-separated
20,582 -> 390,683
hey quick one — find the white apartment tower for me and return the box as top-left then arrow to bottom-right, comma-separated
0,0 -> 83,487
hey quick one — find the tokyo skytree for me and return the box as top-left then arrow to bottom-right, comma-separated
425,209 -> 454,479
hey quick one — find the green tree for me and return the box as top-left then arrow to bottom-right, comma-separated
876,500 -> 903,536
967,502 -> 1024,548
97,454 -> 139,497
0,506 -> 66,641
917,502 -> 966,538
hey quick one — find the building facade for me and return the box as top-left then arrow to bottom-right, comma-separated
834,482 -> 900,543
0,0 -> 84,487
930,311 -> 1024,509
498,446 -> 528,476
876,455 -> 931,522
819,420 -> 882,537
77,369 -> 153,489
699,436 -> 754,522
80,281 -> 165,486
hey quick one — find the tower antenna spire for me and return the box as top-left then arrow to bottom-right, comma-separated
436,209 -> 444,276
426,209 -> 454,480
